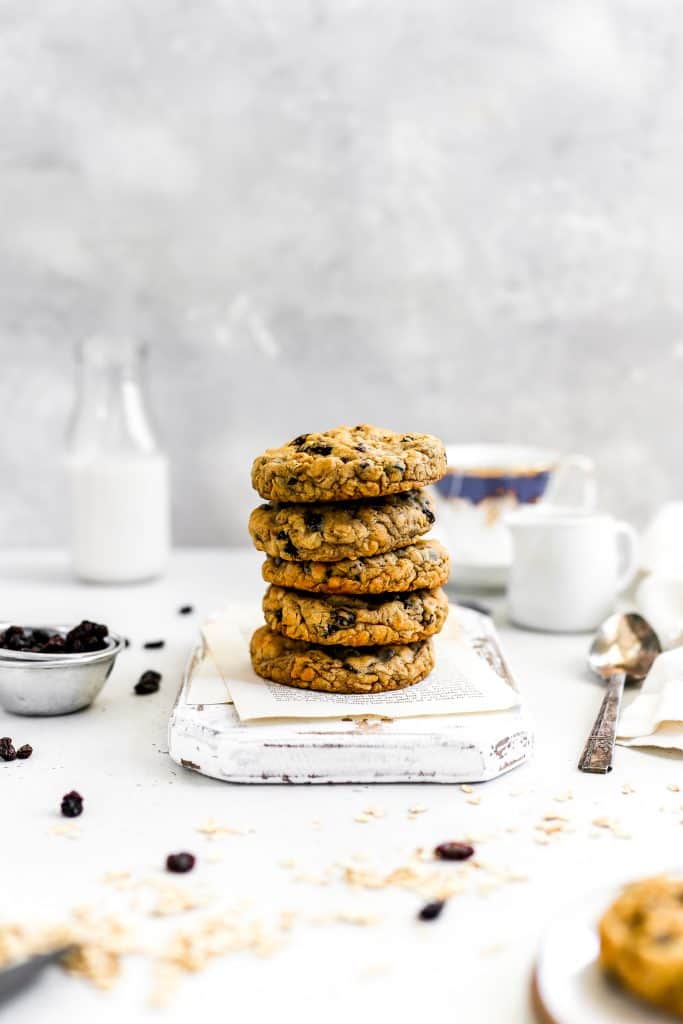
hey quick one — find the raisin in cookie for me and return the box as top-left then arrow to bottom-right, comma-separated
262,540 -> 450,595
249,491 -> 436,562
263,585 -> 449,646
599,874 -> 683,1017
251,424 -> 447,503
249,625 -> 434,693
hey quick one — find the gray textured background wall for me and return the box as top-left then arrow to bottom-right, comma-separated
2,0 -> 682,546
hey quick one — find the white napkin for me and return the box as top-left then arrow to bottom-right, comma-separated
635,573 -> 683,650
618,504 -> 683,750
640,502 -> 683,577
617,646 -> 683,751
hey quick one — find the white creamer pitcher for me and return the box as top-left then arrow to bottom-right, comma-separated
506,508 -> 639,632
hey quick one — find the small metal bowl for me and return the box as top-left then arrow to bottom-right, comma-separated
0,626 -> 125,716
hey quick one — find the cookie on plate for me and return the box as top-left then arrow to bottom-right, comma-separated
263,584 -> 449,646
261,539 -> 450,595
248,491 -> 436,563
249,625 -> 434,694
251,424 -> 447,503
599,874 -> 683,1017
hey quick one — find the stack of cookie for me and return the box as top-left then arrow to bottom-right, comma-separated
248,425 -> 450,695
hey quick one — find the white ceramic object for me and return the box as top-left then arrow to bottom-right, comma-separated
507,508 -> 639,633
431,444 -> 596,590
534,883 -> 667,1024
169,607 -> 532,784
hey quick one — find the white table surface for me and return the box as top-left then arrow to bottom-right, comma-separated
2,549 -> 681,1024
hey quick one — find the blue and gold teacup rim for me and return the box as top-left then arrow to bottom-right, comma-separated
435,444 -> 561,506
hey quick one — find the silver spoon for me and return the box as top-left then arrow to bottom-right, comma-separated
578,612 -> 661,774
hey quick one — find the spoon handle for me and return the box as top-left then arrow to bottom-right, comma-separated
578,671 -> 626,774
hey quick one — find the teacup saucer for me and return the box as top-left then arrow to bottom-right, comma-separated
452,562 -> 510,591
430,527 -> 510,591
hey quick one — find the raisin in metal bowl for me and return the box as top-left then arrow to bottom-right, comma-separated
0,622 -> 125,716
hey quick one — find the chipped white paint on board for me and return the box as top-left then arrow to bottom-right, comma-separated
168,608 -> 532,784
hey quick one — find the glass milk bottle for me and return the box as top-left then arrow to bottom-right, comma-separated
66,338 -> 170,582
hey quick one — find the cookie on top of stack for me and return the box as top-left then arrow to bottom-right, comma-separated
248,424 -> 450,694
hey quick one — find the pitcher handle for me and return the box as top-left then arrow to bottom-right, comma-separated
544,454 -> 597,510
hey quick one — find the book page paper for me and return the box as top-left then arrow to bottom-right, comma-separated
201,605 -> 519,722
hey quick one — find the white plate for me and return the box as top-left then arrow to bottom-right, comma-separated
534,884 -> 678,1023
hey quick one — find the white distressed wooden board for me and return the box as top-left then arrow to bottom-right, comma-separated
168,607 -> 532,784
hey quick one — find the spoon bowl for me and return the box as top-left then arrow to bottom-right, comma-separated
588,612 -> 661,684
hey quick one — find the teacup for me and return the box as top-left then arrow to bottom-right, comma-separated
431,444 -> 596,588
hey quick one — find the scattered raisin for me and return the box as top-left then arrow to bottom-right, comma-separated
423,505 -> 435,524
16,744 -> 33,760
304,443 -> 333,456
418,900 -> 445,922
135,670 -> 161,695
61,791 -> 83,817
166,852 -> 196,873
289,434 -> 309,449
0,737 -> 16,762
178,605 -> 194,615
284,539 -> 299,558
434,841 -> 474,862
143,640 -> 165,650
